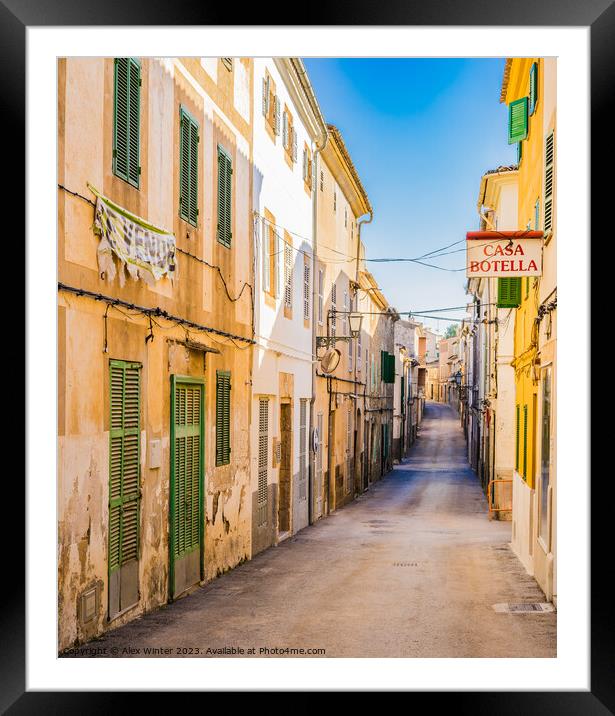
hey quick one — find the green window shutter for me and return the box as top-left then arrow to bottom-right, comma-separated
109,360 -> 141,573
544,132 -> 554,233
217,146 -> 232,248
517,140 -> 523,165
113,58 -> 141,188
216,371 -> 231,466
508,97 -> 528,144
179,107 -> 199,227
171,380 -> 203,558
497,277 -> 522,308
387,353 -> 396,384
522,404 -> 528,479
515,404 -> 520,471
529,62 -> 538,116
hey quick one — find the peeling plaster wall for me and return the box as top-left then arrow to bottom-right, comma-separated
57,57 -> 254,651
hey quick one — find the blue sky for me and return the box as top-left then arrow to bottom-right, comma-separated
303,58 -> 516,333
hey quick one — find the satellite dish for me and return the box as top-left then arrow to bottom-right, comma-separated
320,347 -> 341,374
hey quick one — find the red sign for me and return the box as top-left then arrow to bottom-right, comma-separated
466,231 -> 543,278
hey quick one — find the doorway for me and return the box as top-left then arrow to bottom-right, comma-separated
279,402 -> 292,535
169,376 -> 204,600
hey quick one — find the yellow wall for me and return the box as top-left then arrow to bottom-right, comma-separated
505,58 -> 543,489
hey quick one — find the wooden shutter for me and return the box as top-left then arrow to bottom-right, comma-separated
274,96 -> 281,136
113,58 -> 141,188
262,218 -> 270,293
299,400 -> 307,500
529,62 -> 538,116
544,132 -> 554,233
262,76 -> 269,117
109,360 -> 141,573
282,111 -> 288,149
497,277 -> 521,308
302,149 -> 307,181
257,398 -> 269,526
303,262 -> 310,321
331,282 -> 336,336
517,140 -> 523,165
179,107 -> 199,226
292,128 -> 297,163
522,403 -> 528,479
284,240 -> 293,308
171,380 -> 202,558
508,97 -> 528,144
215,371 -> 231,466
317,269 -> 324,324
274,231 -> 282,299
515,404 -> 520,471
217,145 -> 232,247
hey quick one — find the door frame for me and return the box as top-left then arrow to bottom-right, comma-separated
169,374 -> 205,602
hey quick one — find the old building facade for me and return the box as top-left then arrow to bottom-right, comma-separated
502,57 -> 557,602
58,57 -> 255,650
250,58 -> 326,551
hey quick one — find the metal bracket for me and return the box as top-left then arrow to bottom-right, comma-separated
316,335 -> 351,349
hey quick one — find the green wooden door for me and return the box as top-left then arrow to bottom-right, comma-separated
170,376 -> 204,599
108,360 -> 141,618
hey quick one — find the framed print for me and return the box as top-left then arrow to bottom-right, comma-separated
4,0 -> 605,708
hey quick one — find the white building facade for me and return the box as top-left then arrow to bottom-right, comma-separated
250,59 -> 325,554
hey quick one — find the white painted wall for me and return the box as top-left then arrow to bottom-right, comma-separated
251,58 -> 315,536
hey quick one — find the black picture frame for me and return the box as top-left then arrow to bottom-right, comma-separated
4,0 -> 604,709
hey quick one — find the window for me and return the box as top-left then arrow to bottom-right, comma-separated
257,398 -> 269,527
262,73 -> 279,138
217,145 -> 232,247
221,58 -> 233,72
302,146 -> 313,190
283,240 -> 293,311
357,330 -> 362,372
529,62 -> 538,116
534,198 -> 540,231
539,368 -> 552,545
544,132 -> 554,233
320,171 -> 324,192
317,269 -> 324,324
215,371 -> 231,466
179,106 -> 199,226
262,216 -> 279,298
303,260 -> 310,322
283,109 -> 297,163
497,278 -> 521,308
109,360 -> 141,616
333,188 -> 337,212
113,58 -> 141,188
344,208 -> 347,228
508,96 -> 528,144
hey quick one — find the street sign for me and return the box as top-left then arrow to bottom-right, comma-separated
466,231 -> 543,278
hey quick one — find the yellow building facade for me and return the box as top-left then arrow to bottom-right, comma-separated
502,57 -> 556,602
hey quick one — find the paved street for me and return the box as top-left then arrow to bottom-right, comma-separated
75,401 -> 556,658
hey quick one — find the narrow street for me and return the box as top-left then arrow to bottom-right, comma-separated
78,401 -> 555,658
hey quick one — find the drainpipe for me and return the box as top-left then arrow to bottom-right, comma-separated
289,58 -> 328,526
354,209 -> 373,492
